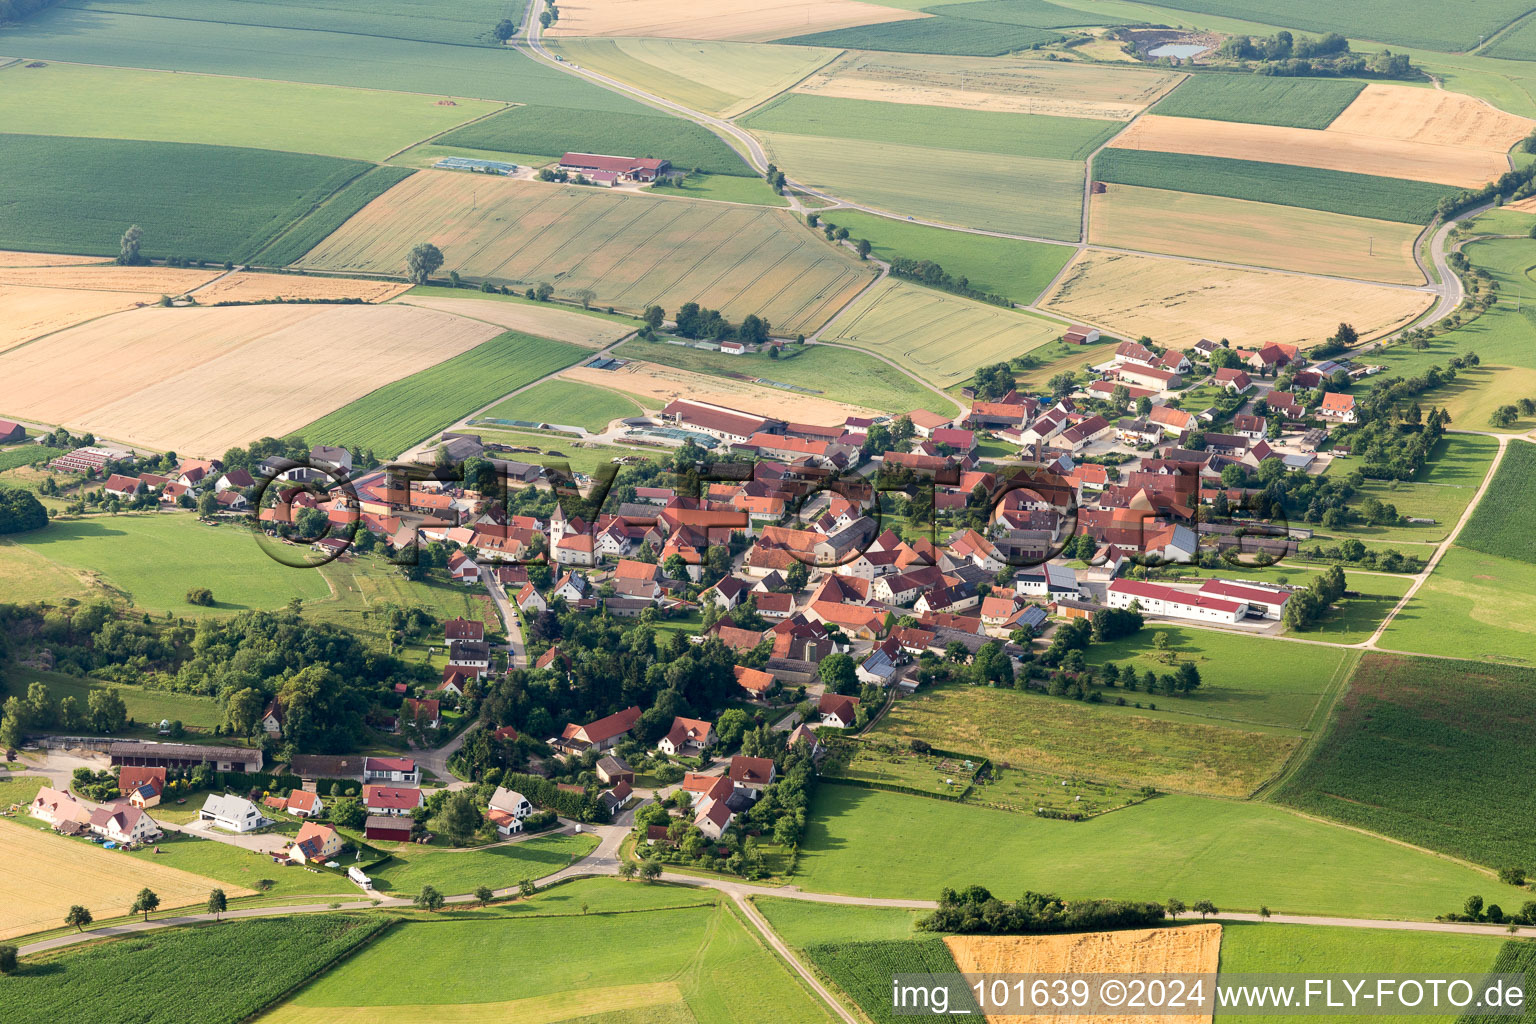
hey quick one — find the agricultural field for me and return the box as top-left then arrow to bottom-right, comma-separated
925,0 -> 1134,27
364,832 -> 598,895
483,379 -> 645,432
192,273 -> 411,305
0,915 -> 392,1024
546,0 -> 922,42
0,250 -> 105,267
0,264 -> 221,294
258,900 -> 836,1024
1457,440 -> 1536,563
1109,114 -> 1505,189
295,331 -> 588,456
545,38 -> 836,117
457,428 -> 641,475
0,134 -> 380,263
754,898 -> 923,948
295,172 -> 875,335
1146,0 -> 1532,53
1328,82 -> 1535,151
743,93 -> 1121,160
801,938 -> 973,1024
0,62 -> 505,161
0,302 -> 502,455
795,786 -> 1530,917
1151,75 -> 1363,128
780,15 -> 1062,56
818,279 -> 1064,388
0,816 -> 238,940
253,166 -> 416,267
1092,148 -> 1458,224
610,337 -> 948,416
756,131 -> 1084,239
793,50 -> 1181,120
663,172 -> 790,206
2,666 -> 222,734
1089,184 -> 1424,284
0,284 -> 169,354
816,210 -> 1074,305
438,104 -> 751,176
568,355 -> 886,423
1039,250 -> 1434,348
1278,652 -> 1536,869
1378,546 -> 1536,663
392,287 -> 636,347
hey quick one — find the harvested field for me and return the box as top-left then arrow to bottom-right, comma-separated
545,0 -> 924,42
1040,251 -> 1434,349
818,278 -> 1061,387
1089,185 -> 1424,285
1109,114 -> 1509,189
0,264 -> 220,293
0,303 -> 500,454
295,172 -> 874,336
794,51 -> 1180,120
192,273 -> 410,305
564,359 -> 877,423
391,295 -> 633,348
0,249 -> 104,267
945,925 -> 1221,1024
0,817 -> 243,940
0,284 -> 163,354
1327,83 -> 1536,153
1504,195 -> 1536,213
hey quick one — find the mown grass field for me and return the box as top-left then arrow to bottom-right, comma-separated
1092,148 -> 1456,224
1151,74 -> 1364,129
818,210 -> 1073,305
1378,545 -> 1536,663
1147,0 -> 1530,52
483,379 -> 644,432
0,62 -> 503,161
439,104 -> 751,176
295,331 -> 588,456
780,15 -> 1061,55
0,915 -> 391,1024
744,93 -> 1120,161
754,898 -> 923,947
1457,439 -> 1536,563
0,134 -> 376,262
122,832 -> 355,900
796,786 -> 1529,917
365,833 -> 598,895
1278,653 -> 1536,870
665,172 -> 789,206
2,665 -> 222,733
309,552 -> 498,644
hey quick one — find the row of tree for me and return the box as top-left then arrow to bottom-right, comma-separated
918,885 -> 1172,934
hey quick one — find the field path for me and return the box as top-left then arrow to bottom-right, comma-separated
732,892 -> 861,1024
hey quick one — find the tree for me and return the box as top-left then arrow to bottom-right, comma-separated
207,888 -> 226,921
87,688 -> 128,734
1193,899 -> 1217,919
492,17 -> 515,40
1166,898 -> 1185,919
785,560 -> 809,591
332,797 -> 365,829
1465,895 -> 1485,919
818,652 -> 858,695
431,789 -> 484,844
715,708 -> 751,747
1498,867 -> 1526,887
642,304 -> 665,330
415,885 -> 445,912
117,224 -> 145,266
572,287 -> 597,310
1072,533 -> 1097,561
405,242 -> 444,284
186,587 -> 215,607
0,945 -> 14,975
618,860 -> 638,881
65,905 -> 93,932
0,704 -> 21,753
474,885 -> 495,906
0,486 -> 47,535
856,238 -> 872,259
639,859 -> 663,882
131,887 -> 160,921
197,490 -> 219,518
518,878 -> 537,899
1259,905 -> 1271,918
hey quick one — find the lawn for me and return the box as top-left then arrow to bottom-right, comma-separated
365,832 -> 599,895
1417,432 -> 1503,486
1278,652 -> 1536,871
439,103 -> 751,176
482,379 -> 645,432
779,15 -> 1062,55
1,666 -> 222,733
1151,74 -> 1364,129
1330,476 -> 1483,543
1457,439 -> 1536,564
0,61 -> 504,161
1092,148 -> 1456,224
794,786 -> 1531,918
815,209 -> 1075,305
294,331 -> 588,457
665,172 -> 789,206
744,93 -> 1121,161
1286,570 -> 1413,643
125,832 -> 360,899
0,133 -> 378,262
1379,545 -> 1536,663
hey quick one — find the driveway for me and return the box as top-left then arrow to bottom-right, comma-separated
175,818 -> 294,855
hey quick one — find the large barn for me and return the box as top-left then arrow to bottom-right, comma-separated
558,152 -> 671,183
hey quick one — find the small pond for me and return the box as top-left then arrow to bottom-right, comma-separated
1148,42 -> 1207,58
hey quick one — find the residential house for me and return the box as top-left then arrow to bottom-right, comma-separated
1232,414 -> 1267,441
404,698 -> 441,729
658,716 -> 715,756
733,664 -> 776,698
117,766 -> 166,808
444,617 -> 485,644
1318,392 -> 1357,423
363,757 -> 420,786
695,793 -> 734,839
290,822 -> 343,864
285,789 -> 324,818
448,551 -> 481,583
29,787 -> 88,828
908,409 -> 953,438
487,786 -> 534,836
199,794 -> 269,833
818,693 -> 860,729
552,572 -> 589,604
557,706 -> 642,756
447,640 -> 491,678
259,698 -> 284,739
786,723 -> 822,758
1213,368 -> 1253,394
89,804 -> 161,845
516,583 -> 548,614
363,785 -> 424,817
728,755 -> 776,798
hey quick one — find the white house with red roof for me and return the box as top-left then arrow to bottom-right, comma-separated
363,785 -> 424,817
1107,579 -> 1245,625
364,756 -> 420,785
448,551 -> 481,583
657,716 -> 715,756
818,693 -> 860,729
1199,578 -> 1290,620
1318,392 -> 1358,423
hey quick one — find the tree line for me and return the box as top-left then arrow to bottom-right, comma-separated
918,885 -> 1171,934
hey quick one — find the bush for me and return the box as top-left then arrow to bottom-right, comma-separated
185,587 -> 214,607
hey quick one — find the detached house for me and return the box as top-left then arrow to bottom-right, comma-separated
363,756 -> 420,786
818,693 -> 860,729
728,755 -> 776,799
488,786 -> 534,836
556,706 -> 642,756
657,716 -> 715,756
363,785 -> 424,817
89,804 -> 161,845
448,551 -> 481,584
200,794 -> 269,833
290,822 -> 343,864
1318,392 -> 1358,423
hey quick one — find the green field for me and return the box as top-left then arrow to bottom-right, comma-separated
802,939 -> 972,1024
482,379 -> 645,432
0,62 -> 504,160
1278,652 -> 1536,870
0,915 -> 391,1024
126,833 -> 360,899
295,331 -> 588,456
780,15 -> 1061,55
309,552 -> 499,642
1327,474 -> 1485,544
929,0 -> 1133,26
0,133 -> 378,261
365,832 -> 599,895
1151,74 -> 1365,128
1143,0 -> 1531,52
795,786 -> 1530,917
614,336 -> 950,416
743,93 -> 1120,161
1486,17 -> 1536,61
1092,148 -> 1457,224
666,173 -> 790,206
2,666 -> 222,733
1418,432 -> 1504,486
754,897 -> 923,948
817,210 -> 1074,305
253,165 -> 416,266
1379,544 -> 1536,662
1457,440 -> 1536,563
439,104 -> 751,176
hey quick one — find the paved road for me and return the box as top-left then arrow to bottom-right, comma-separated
485,572 -> 527,669
414,719 -> 480,790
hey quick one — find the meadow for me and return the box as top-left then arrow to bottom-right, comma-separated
294,331 -> 588,456
666,172 -> 789,206
123,833 -> 365,905
1328,476 -> 1485,544
1417,431 -> 1504,486
1379,545 -> 1536,663
818,279 -> 1063,387
759,131 -> 1084,239
308,553 -> 499,645
743,93 -> 1120,161
1091,148 -> 1457,224
815,209 -> 1074,305
1456,439 -> 1536,563
482,379 -> 644,432
364,832 -> 598,895
794,786 -> 1532,917
1151,74 -> 1364,129
439,104 -> 751,176
2,666 -> 222,733
0,62 -> 503,161
0,134 -> 377,262
1145,0 -> 1531,52
296,172 -> 875,335
1278,653 -> 1536,870
545,0 -> 922,42
930,0 -> 1132,26
0,915 -> 392,1024
753,898 -> 923,948
781,15 -> 1062,56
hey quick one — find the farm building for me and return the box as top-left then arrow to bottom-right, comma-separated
0,419 -> 24,443
1199,578 -> 1291,620
110,740 -> 261,773
559,152 -> 671,183
1063,324 -> 1101,345
1106,579 -> 1246,625
365,815 -> 412,842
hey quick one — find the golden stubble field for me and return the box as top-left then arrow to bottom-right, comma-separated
562,359 -> 877,422
945,925 -> 1222,1024
1327,82 -> 1535,153
0,250 -> 107,268
546,0 -> 924,41
0,818 -> 244,940
0,284 -> 164,354
0,303 -> 500,454
393,294 -> 634,348
1040,251 -> 1434,348
192,273 -> 412,305
794,51 -> 1182,119
0,264 -> 221,293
